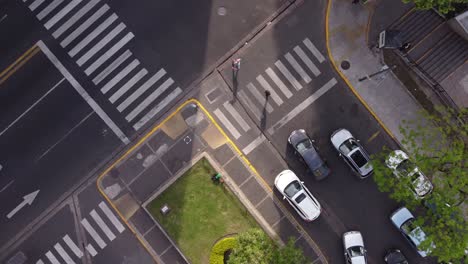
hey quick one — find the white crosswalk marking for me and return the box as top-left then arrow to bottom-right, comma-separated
214,109 -> 241,139
61,5 -> 110,48
81,218 -> 107,249
126,77 -> 174,121
293,46 -> 320,77
86,244 -> 98,257
29,0 -> 45,11
246,83 -> 273,113
223,102 -> 250,132
109,68 -> 148,103
63,234 -> 83,258
238,90 -> 262,121
133,87 -> 182,130
256,75 -> 283,106
85,32 -> 134,75
52,0 -> 100,38
54,243 -> 75,264
243,134 -> 266,155
70,14 -> 119,57
45,251 -> 60,264
265,67 -> 292,98
36,260 -> 45,264
303,38 -> 325,63
90,209 -> 116,241
285,52 -> 311,83
101,59 -> 139,94
44,0 -> 81,29
77,22 -> 125,66
274,60 -> 302,91
99,202 -> 125,233
92,49 -> 131,84
117,68 -> 165,111
37,0 -> 64,20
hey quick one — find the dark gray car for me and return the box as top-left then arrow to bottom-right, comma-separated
288,129 -> 331,180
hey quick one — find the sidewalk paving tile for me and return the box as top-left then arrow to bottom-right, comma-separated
241,177 -> 268,206
224,157 -> 250,186
211,143 -> 236,166
129,160 -> 172,202
148,130 -> 177,155
144,226 -> 172,255
256,197 -> 284,226
246,143 -> 286,184
271,217 -> 301,244
160,246 -> 188,264
130,208 -> 155,235
161,132 -> 206,174
117,144 -> 154,184
295,236 -> 319,262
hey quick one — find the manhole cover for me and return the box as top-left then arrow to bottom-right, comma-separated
341,60 -> 350,70
217,7 -> 227,16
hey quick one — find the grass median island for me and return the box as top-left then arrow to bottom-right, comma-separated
146,158 -> 259,264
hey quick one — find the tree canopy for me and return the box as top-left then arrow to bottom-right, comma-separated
402,0 -> 468,14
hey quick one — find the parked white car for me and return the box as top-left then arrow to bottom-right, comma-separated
385,150 -> 433,198
330,129 -> 373,178
343,231 -> 367,264
274,170 -> 321,221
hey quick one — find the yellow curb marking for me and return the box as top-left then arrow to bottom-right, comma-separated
367,131 -> 380,143
0,45 -> 40,86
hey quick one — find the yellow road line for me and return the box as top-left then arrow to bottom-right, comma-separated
367,131 -> 380,143
0,46 -> 40,86
325,0 -> 398,143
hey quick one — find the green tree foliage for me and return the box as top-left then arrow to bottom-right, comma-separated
402,0 -> 468,14
371,107 -> 468,262
228,229 -> 306,264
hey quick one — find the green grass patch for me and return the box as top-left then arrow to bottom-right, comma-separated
146,158 -> 259,264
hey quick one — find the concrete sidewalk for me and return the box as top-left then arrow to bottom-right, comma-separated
327,0 -> 430,145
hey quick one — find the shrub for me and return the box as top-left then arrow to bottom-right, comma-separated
209,237 -> 237,264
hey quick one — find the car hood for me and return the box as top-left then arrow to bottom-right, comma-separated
344,231 -> 364,247
350,256 -> 367,264
330,128 -> 353,149
411,170 -> 433,197
390,207 -> 413,228
274,170 -> 297,192
385,150 -> 408,170
288,129 -> 308,145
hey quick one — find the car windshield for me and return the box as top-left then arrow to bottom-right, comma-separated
295,193 -> 306,203
348,246 -> 365,257
296,139 -> 312,155
396,159 -> 415,174
350,150 -> 367,167
284,180 -> 302,198
338,139 -> 358,155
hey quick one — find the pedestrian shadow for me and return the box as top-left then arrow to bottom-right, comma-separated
260,91 -> 270,131
230,71 -> 239,103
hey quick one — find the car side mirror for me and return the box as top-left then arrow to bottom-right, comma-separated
301,181 -> 304,184
283,196 -> 286,200
357,139 -> 360,142
338,153 -> 342,157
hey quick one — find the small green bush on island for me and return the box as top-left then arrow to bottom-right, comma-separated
209,237 -> 237,264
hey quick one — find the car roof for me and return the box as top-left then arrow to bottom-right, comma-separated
295,189 -> 321,220
390,207 -> 414,228
331,128 -> 353,149
350,256 -> 366,264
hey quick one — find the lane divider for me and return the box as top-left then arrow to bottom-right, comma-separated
0,45 -> 40,86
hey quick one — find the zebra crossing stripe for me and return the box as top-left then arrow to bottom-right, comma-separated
243,134 -> 266,155
92,49 -> 131,84
81,218 -> 107,249
37,0 -> 64,20
36,260 -> 45,264
44,0 -> 81,29
285,52 -> 311,83
223,102 -> 250,132
63,234 -> 83,258
214,109 -> 241,139
293,46 -> 320,77
265,67 -> 292,98
99,202 -> 125,233
54,243 -> 75,264
256,75 -> 283,106
90,209 -> 116,241
109,68 -> 148,103
238,90 -> 262,121
303,38 -> 325,63
246,83 -> 273,113
85,244 -> 98,257
45,251 -> 60,264
274,60 -> 302,91
29,0 -> 45,11
101,59 -> 139,94
52,0 -> 100,38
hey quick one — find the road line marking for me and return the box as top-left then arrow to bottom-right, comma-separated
109,68 -> 147,103
223,101 -> 250,132
246,83 -> 273,113
52,0 -> 100,38
101,59 -> 139,94
285,52 -> 311,83
0,14 -> 7,23
265,67 -> 292,98
37,41 -> 130,144
61,5 -> 110,48
117,68 -> 165,112
242,134 -> 266,155
54,243 -> 75,264
28,0 -> 45,11
268,78 -> 337,135
90,209 -> 116,241
44,0 -> 81,29
45,251 -> 60,264
92,49 -> 131,84
84,32 -> 134,75
36,260 -> 45,264
256,75 -> 283,106
37,0 -> 64,20
303,38 -> 325,63
275,59 -> 302,91
0,46 -> 40,86
70,14 -> 118,57
238,90 -> 262,121
367,131 -> 380,143
0,180 -> 14,193
81,218 -> 107,249
0,78 -> 65,137
99,201 -> 125,233
126,77 -> 174,121
77,22 -> 125,66
63,234 -> 83,258
214,109 -> 241,139
85,244 -> 97,257
133,87 -> 182,130
294,46 -> 321,77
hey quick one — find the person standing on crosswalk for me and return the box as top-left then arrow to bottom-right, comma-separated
232,58 -> 241,72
